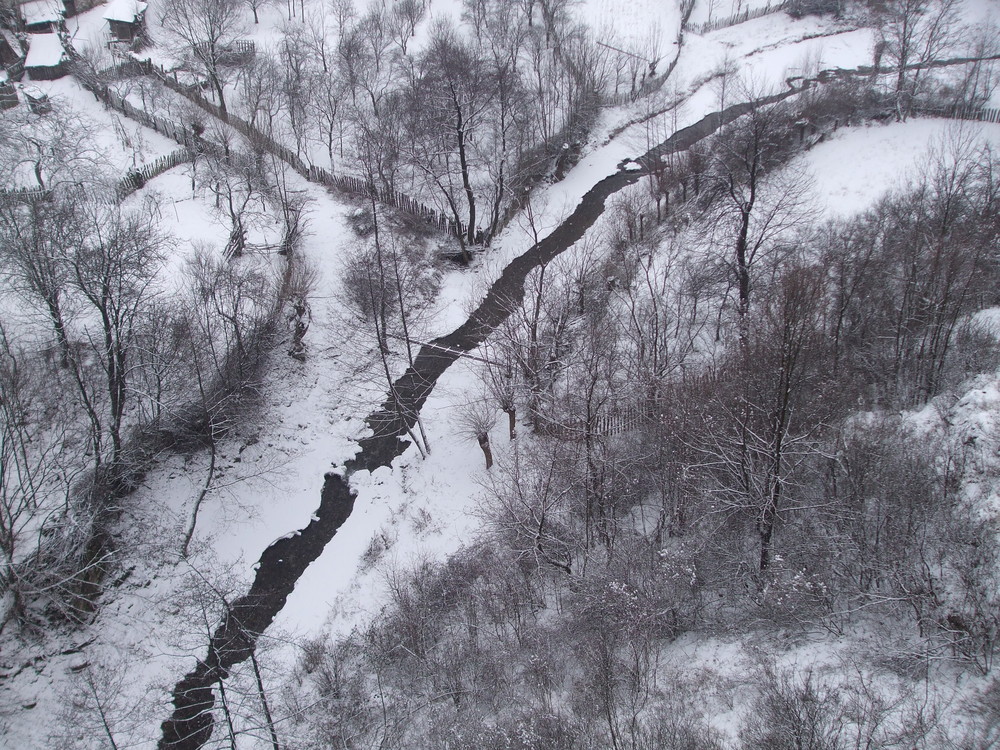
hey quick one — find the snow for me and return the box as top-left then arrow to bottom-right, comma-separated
103,0 -> 147,23
20,0 -> 63,25
576,0 -> 683,60
687,0 -> 784,27
5,0 -> 1000,744
24,33 -> 66,68
795,118 -> 1000,217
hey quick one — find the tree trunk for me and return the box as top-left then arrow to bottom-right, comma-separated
251,649 -> 280,750
452,91 -> 477,246
477,432 -> 493,469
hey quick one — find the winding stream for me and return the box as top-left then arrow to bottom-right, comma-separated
157,49 -> 999,742
156,83 -> 801,746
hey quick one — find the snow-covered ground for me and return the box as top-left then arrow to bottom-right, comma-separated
4,0 -> 1000,745
687,0 -> 783,27
577,0 -> 683,61
796,118 -> 1000,217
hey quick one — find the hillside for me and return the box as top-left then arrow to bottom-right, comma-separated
1,0 -> 1000,747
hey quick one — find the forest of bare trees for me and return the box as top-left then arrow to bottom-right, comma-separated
0,97 -> 304,627
283,75 -> 1000,748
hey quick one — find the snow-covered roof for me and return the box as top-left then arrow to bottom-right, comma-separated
19,0 -> 63,25
103,0 -> 148,23
0,70 -> 8,84
20,83 -> 46,99
24,33 -> 66,67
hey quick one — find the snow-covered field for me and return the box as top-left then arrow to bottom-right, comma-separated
577,0 -> 683,60
797,118 -> 1000,217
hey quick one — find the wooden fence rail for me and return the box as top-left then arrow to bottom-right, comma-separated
686,1 -> 787,34
116,147 -> 194,197
146,62 -> 469,240
914,104 -> 1000,123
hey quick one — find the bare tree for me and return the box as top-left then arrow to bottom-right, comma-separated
159,0 -> 249,114
244,0 -> 273,23
0,327 -> 80,627
69,197 -> 167,477
412,22 -> 497,247
703,92 -> 813,323
880,0 -> 961,117
458,398 -> 498,469
692,264 -> 829,575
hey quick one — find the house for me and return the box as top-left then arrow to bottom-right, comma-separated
103,0 -> 147,45
24,33 -> 67,79
18,0 -> 64,33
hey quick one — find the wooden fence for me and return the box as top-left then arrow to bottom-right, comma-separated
142,62 -> 469,239
5,59 -> 24,82
914,104 -> 1000,124
306,165 -> 468,239
116,147 -> 194,197
1,148 -> 194,204
686,1 -> 787,34
535,399 -> 667,440
0,185 -> 50,205
98,56 -> 154,80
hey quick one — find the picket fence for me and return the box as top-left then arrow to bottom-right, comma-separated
535,399 -> 668,440
0,185 -> 50,204
686,1 -> 787,34
914,104 -> 1000,124
116,148 -> 194,197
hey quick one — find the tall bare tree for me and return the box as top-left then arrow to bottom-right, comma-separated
159,0 -> 249,114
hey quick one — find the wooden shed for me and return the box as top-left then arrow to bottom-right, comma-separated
20,84 -> 51,113
1,30 -> 26,81
103,0 -> 147,45
0,30 -> 24,66
24,33 -> 68,79
18,0 -> 64,33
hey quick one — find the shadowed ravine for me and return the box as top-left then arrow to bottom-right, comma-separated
158,51 -> 991,743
